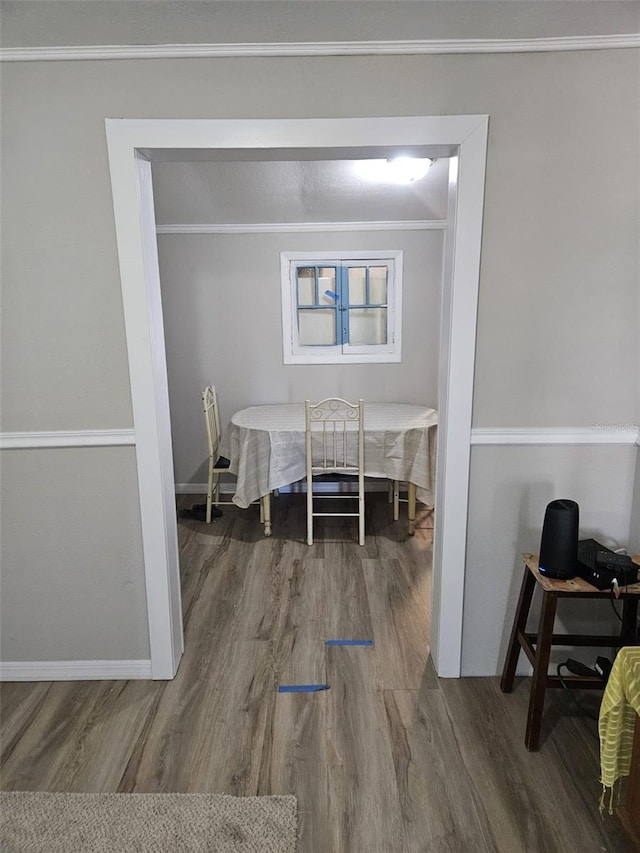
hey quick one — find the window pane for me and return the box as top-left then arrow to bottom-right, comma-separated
348,267 -> 367,304
318,268 -> 337,304
369,267 -> 388,304
297,267 -> 316,306
348,308 -> 387,345
298,309 -> 337,346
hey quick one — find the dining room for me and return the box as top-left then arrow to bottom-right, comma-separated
160,158 -> 441,480
154,153 -> 448,515
150,147 -> 447,670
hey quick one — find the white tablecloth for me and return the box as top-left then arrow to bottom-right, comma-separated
218,402 -> 438,509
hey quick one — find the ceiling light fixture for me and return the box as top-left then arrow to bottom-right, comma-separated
386,156 -> 433,183
355,156 -> 433,184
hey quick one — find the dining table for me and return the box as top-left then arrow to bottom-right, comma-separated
218,402 -> 438,537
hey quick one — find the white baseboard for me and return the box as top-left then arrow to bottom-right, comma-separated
175,483 -> 209,495
0,659 -> 153,681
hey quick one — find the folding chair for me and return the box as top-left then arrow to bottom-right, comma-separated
305,397 -> 365,546
202,386 -> 269,528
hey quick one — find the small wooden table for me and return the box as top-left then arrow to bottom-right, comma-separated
500,553 -> 640,751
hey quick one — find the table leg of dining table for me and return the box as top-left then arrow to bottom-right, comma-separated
408,482 -> 416,536
261,493 -> 272,537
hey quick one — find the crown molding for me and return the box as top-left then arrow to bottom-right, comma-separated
2,34 -> 638,62
0,429 -> 136,449
156,220 -> 447,235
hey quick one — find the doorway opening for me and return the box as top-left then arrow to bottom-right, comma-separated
105,116 -> 488,679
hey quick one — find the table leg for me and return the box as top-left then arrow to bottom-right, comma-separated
407,482 -> 416,535
391,480 -> 400,521
525,590 -> 558,751
262,494 -> 271,537
500,566 -> 536,693
621,596 -> 638,644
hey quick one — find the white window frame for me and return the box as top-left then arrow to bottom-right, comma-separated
281,250 -> 403,364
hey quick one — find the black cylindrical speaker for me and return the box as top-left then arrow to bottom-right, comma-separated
538,499 -> 579,579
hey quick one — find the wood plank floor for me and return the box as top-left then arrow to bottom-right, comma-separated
0,493 -> 630,852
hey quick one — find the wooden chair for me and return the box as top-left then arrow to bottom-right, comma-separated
305,397 -> 365,546
202,385 -> 269,528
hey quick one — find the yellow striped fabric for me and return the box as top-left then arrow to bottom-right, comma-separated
598,647 -> 640,813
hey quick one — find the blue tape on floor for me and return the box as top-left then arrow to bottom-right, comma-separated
277,684 -> 330,693
325,640 -> 374,646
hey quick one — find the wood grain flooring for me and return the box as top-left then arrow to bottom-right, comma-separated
0,493 -> 630,852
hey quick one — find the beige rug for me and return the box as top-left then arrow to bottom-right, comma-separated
0,791 -> 297,853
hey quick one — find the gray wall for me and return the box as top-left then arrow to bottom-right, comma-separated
464,445 -> 637,675
0,448 -> 149,661
157,230 -> 443,486
3,1 -> 639,45
1,43 -> 638,670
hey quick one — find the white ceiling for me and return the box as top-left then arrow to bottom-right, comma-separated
151,156 -> 450,225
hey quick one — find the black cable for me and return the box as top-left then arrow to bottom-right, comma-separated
607,591 -> 640,645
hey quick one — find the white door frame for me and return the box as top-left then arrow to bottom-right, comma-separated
105,116 -> 488,679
